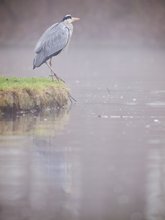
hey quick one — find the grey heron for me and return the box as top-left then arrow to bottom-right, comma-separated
33,14 -> 80,81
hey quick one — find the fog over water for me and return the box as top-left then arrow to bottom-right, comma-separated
1,0 -> 165,47
1,1 -> 165,220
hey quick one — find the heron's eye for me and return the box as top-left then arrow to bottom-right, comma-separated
63,15 -> 72,21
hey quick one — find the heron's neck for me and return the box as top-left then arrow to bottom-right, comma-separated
66,23 -> 73,36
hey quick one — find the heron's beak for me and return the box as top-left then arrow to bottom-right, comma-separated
71,17 -> 80,22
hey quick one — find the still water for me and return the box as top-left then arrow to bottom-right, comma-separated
0,47 -> 165,220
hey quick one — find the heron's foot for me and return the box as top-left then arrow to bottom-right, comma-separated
53,73 -> 65,83
49,74 -> 54,81
68,91 -> 77,103
49,74 -> 65,83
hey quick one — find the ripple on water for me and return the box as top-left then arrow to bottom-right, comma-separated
146,101 -> 165,107
151,90 -> 165,94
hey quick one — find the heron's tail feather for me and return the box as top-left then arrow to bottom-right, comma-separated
33,52 -> 46,69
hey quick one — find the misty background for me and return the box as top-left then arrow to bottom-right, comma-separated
1,2 -> 165,220
1,0 -> 165,47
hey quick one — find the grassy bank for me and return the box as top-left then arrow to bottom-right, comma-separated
0,76 -> 69,115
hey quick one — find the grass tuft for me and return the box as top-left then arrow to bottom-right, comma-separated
0,76 -> 65,91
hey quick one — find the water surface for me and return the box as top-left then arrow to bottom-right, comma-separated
0,47 -> 165,220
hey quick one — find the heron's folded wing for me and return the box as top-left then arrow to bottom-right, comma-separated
34,23 -> 58,53
34,23 -> 69,57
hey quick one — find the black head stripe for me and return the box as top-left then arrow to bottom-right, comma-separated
62,15 -> 72,21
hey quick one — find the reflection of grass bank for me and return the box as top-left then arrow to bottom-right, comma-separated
0,108 -> 70,135
0,76 -> 69,115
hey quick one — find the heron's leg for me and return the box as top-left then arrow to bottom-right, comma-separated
46,61 -> 65,83
49,58 -> 54,81
46,60 -> 59,81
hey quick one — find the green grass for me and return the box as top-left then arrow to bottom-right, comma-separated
0,76 -> 65,91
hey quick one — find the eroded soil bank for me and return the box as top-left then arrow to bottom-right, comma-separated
0,77 -> 69,115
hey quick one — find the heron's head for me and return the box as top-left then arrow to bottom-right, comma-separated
62,14 -> 80,23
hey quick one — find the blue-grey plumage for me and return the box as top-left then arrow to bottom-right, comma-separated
33,14 -> 80,70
